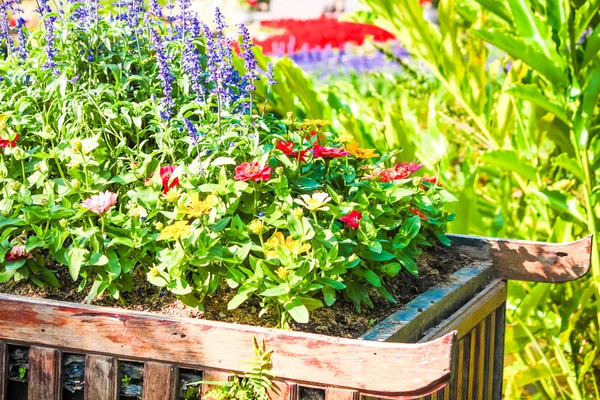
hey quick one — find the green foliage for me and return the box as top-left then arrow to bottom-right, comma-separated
0,3 -> 453,328
203,338 -> 273,400
342,0 -> 600,397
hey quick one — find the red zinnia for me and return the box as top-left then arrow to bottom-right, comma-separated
234,162 -> 272,182
275,140 -> 308,162
313,143 -> 349,159
159,166 -> 180,194
0,135 -> 19,148
378,162 -> 424,182
410,208 -> 426,220
340,210 -> 362,229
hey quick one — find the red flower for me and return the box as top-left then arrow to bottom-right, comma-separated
410,208 -> 426,219
313,143 -> 349,159
422,176 -> 437,185
340,210 -> 362,229
0,135 -> 19,148
159,166 -> 180,194
276,140 -> 308,162
5,245 -> 30,262
234,162 -> 272,182
247,0 -> 258,6
378,162 -> 424,182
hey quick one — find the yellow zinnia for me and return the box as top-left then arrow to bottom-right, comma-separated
334,132 -> 355,144
263,232 -> 311,259
186,193 -> 215,218
159,220 -> 191,240
302,119 -> 330,127
346,142 -> 380,159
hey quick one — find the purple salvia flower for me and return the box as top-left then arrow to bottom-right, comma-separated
214,7 -> 227,34
183,118 -> 199,145
238,24 -> 257,92
151,27 -> 174,118
148,0 -> 162,18
266,62 -> 277,85
15,16 -> 27,58
183,39 -> 205,100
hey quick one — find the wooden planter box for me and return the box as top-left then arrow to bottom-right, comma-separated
0,234 -> 591,400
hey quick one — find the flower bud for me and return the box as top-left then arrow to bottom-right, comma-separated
154,222 -> 164,231
275,266 -> 289,280
348,254 -> 358,263
70,179 -> 81,191
11,147 -> 27,160
72,138 -> 82,153
34,163 -> 42,171
275,166 -> 284,175
248,219 -> 265,235
41,198 -> 48,206
286,111 -> 294,120
59,218 -> 68,227
10,181 -> 22,191
293,208 -> 304,218
376,121 -> 387,134
150,267 -> 160,277
162,188 -> 180,203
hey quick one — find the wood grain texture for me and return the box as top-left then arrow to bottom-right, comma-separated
325,387 -> 360,400
28,347 -> 61,400
84,355 -> 118,400
447,234 -> 592,282
143,362 -> 177,400
0,294 -> 456,397
362,262 -> 493,343
0,341 -> 7,400
419,280 -> 507,342
492,303 -> 506,400
268,381 -> 298,400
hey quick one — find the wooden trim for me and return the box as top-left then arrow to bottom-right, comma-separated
447,234 -> 592,282
28,347 -> 61,400
361,262 -> 494,343
418,280 -> 507,341
0,341 -> 6,400
201,370 -> 230,397
492,303 -> 506,400
142,362 -> 177,400
268,381 -> 298,400
0,294 -> 456,397
84,355 -> 118,400
324,387 -> 360,400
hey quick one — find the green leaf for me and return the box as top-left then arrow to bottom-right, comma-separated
260,283 -> 290,297
25,236 -> 45,253
318,277 -> 346,290
396,252 -> 418,276
357,249 -> 395,261
354,268 -> 381,287
67,248 -> 89,281
506,84 -> 569,123
284,298 -> 309,323
480,149 -> 537,181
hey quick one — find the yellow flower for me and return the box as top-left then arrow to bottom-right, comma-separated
186,192 -> 215,218
294,192 -> 332,211
248,219 -> 265,235
275,266 -> 289,280
334,132 -> 355,144
302,119 -> 330,127
159,220 -> 191,240
346,142 -> 380,159
162,188 -> 181,203
263,232 -> 311,259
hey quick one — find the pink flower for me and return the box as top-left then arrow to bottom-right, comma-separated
373,162 -> 424,182
0,135 -> 19,148
82,191 -> 118,214
234,162 -> 272,182
276,140 -> 309,162
312,143 -> 349,158
5,245 -> 31,262
340,210 -> 362,229
159,166 -> 180,194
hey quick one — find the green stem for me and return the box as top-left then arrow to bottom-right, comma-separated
20,159 -> 26,186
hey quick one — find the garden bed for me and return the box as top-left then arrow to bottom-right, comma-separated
0,245 -> 467,338
0,234 -> 591,400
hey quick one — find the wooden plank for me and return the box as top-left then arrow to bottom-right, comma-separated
484,312 -> 495,400
447,234 -> 592,282
0,294 -> 456,398
492,303 -> 506,400
362,262 -> 494,343
201,370 -> 230,397
325,387 -> 359,400
269,382 -> 298,400
0,341 -> 7,400
28,347 -> 61,400
467,329 -> 476,398
419,280 -> 507,342
476,322 -> 485,400
84,355 -> 118,400
451,338 -> 463,400
143,362 -> 176,400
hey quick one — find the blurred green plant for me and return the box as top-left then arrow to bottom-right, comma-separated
341,0 -> 600,398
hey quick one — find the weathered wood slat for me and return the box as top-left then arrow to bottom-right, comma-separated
325,387 -> 360,400
447,234 -> 592,282
0,294 -> 455,397
0,341 -> 6,400
28,347 -> 61,400
268,381 -> 298,400
419,280 -> 507,342
485,313 -> 495,400
362,262 -> 493,343
142,362 -> 176,400
84,355 -> 118,400
492,303 -> 506,399
476,323 -> 485,400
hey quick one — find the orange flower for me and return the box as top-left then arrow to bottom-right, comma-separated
346,142 -> 379,159
263,232 -> 311,258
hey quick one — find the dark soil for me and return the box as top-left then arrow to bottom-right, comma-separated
0,246 -> 469,338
